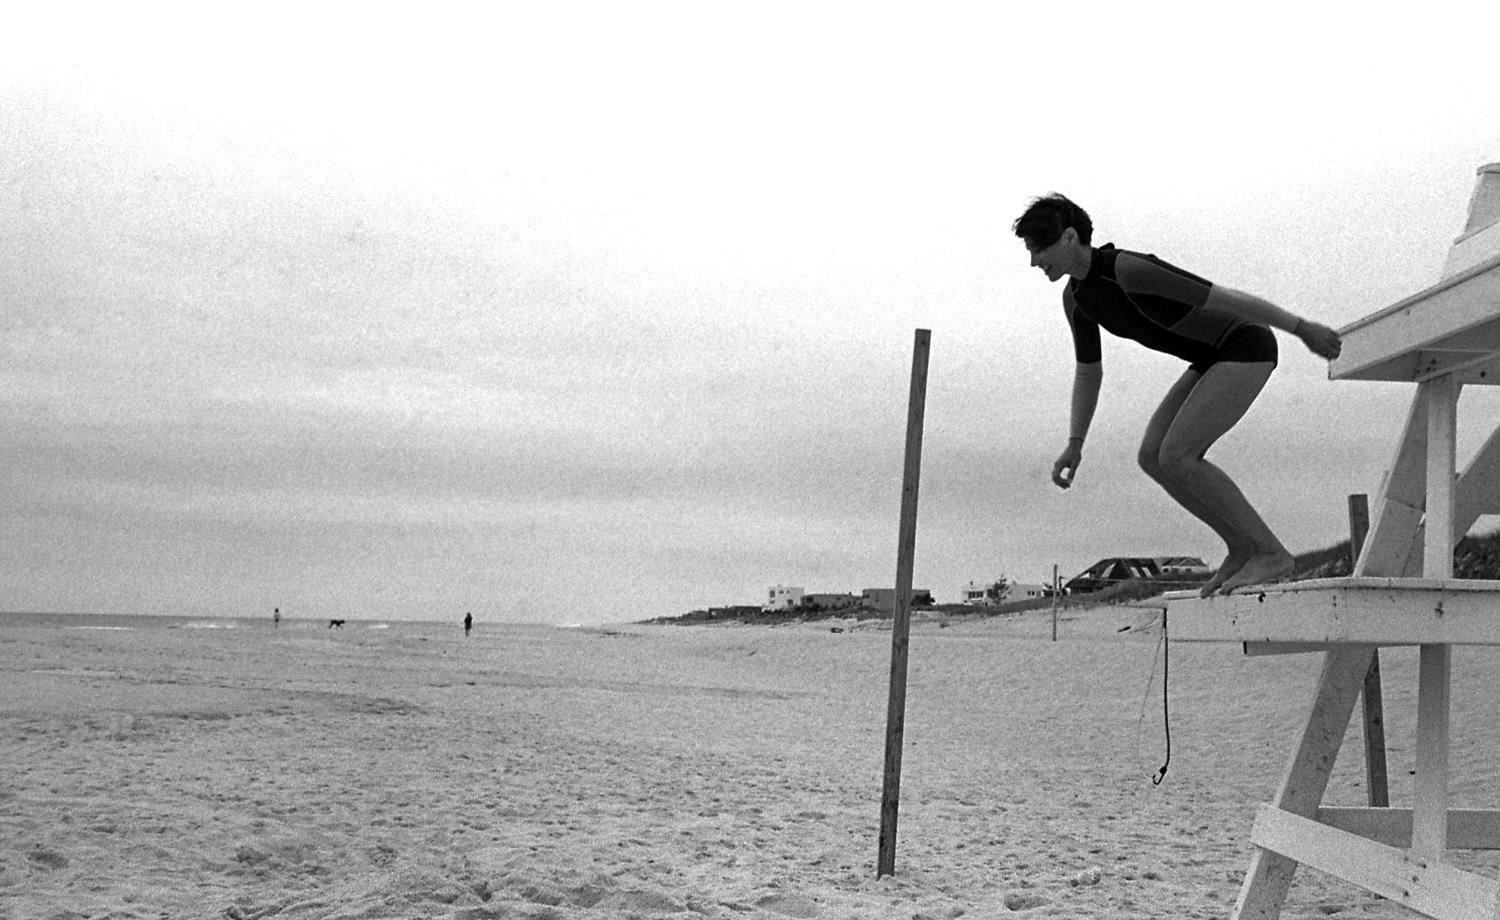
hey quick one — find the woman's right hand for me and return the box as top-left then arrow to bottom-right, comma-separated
1295,319 -> 1343,360
1052,442 -> 1083,489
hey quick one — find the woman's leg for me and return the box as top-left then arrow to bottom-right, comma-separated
1139,369 -> 1254,596
1153,360 -> 1293,593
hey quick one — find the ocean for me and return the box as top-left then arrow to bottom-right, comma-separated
0,611 -> 517,635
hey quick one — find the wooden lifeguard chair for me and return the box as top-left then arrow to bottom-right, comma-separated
1167,162 -> 1500,920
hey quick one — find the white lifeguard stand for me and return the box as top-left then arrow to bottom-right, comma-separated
1168,162 -> 1500,920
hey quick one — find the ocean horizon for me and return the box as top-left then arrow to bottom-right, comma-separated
0,610 -> 576,634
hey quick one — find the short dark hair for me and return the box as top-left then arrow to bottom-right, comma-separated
1013,194 -> 1093,247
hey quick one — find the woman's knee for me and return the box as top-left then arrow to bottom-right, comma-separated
1155,441 -> 1200,478
1137,442 -> 1165,479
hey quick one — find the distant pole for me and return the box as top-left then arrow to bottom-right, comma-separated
1051,564 -> 1059,641
877,329 -> 931,879
1349,493 -> 1389,807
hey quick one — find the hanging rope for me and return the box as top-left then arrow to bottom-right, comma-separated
1153,607 -> 1171,785
1134,607 -> 1172,785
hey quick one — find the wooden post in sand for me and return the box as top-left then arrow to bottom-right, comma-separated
1347,493 -> 1389,808
877,329 -> 930,879
1050,564 -> 1059,641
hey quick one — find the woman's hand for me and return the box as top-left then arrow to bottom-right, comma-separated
1295,319 -> 1343,360
1052,442 -> 1083,488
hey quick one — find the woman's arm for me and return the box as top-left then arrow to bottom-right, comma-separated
1069,360 -> 1103,442
1054,361 -> 1102,488
1205,285 -> 1343,359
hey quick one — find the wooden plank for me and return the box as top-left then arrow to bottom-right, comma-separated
1403,414 -> 1500,573
1452,355 -> 1500,386
1349,493 -> 1389,809
1416,350 -> 1500,383
1244,641 -> 1342,656
877,329 -> 930,879
1358,393 -> 1428,577
1458,425 -> 1500,521
1332,253 -> 1500,383
1317,807 -> 1500,850
1233,648 -> 1373,920
1167,580 -> 1500,646
1344,351 -> 1500,387
1251,804 -> 1500,920
1414,644 -> 1453,857
1416,376 -> 1458,857
1428,324 -> 1500,353
1177,576 -> 1500,594
1362,653 -> 1390,808
1362,498 -> 1425,578
1426,377 -> 1459,581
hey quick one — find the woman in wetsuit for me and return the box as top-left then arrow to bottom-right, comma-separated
1013,194 -> 1343,596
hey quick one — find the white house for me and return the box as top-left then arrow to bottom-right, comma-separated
1008,582 -> 1048,601
764,585 -> 804,611
961,580 -> 1001,606
961,579 -> 1047,605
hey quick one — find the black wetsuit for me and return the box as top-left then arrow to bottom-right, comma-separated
1064,243 -> 1277,373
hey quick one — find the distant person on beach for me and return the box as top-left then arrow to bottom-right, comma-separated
1013,194 -> 1343,596
463,612 -> 472,638
273,608 -> 280,629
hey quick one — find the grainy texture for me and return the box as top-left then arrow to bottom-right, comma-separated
3,611 -> 1497,919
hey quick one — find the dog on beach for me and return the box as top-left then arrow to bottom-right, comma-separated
328,619 -> 345,629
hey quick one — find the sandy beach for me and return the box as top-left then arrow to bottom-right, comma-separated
4,610 -> 1499,920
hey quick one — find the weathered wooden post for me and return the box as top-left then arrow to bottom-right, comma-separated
1051,564 -> 1059,641
1348,493 -> 1388,808
877,329 -> 930,879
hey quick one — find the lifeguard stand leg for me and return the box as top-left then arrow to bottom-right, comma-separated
1232,647 -> 1375,920
1414,645 -> 1452,857
1414,374 -> 1458,857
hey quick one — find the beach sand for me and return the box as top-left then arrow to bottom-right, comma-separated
4,610 -> 1498,919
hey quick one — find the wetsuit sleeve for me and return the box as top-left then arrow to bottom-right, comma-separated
1114,252 -> 1212,307
1063,286 -> 1102,363
1114,251 -> 1238,343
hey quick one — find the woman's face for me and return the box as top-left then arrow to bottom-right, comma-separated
1024,227 -> 1085,282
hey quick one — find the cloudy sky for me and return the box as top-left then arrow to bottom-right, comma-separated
3,4 -> 1499,624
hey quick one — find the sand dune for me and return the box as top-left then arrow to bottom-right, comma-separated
3,611 -> 1498,918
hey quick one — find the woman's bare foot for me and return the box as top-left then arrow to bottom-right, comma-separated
1218,549 -> 1295,594
1199,551 -> 1248,597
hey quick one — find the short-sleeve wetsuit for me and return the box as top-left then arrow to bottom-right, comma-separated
1065,243 -> 1277,373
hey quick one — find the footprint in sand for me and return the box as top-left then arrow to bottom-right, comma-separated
755,892 -> 820,918
597,890 -> 686,913
1003,890 -> 1050,911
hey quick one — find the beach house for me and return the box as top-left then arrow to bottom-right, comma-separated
959,579 -> 1048,606
764,585 -> 804,611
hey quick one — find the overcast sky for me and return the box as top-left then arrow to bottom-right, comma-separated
4,4 -> 1499,624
